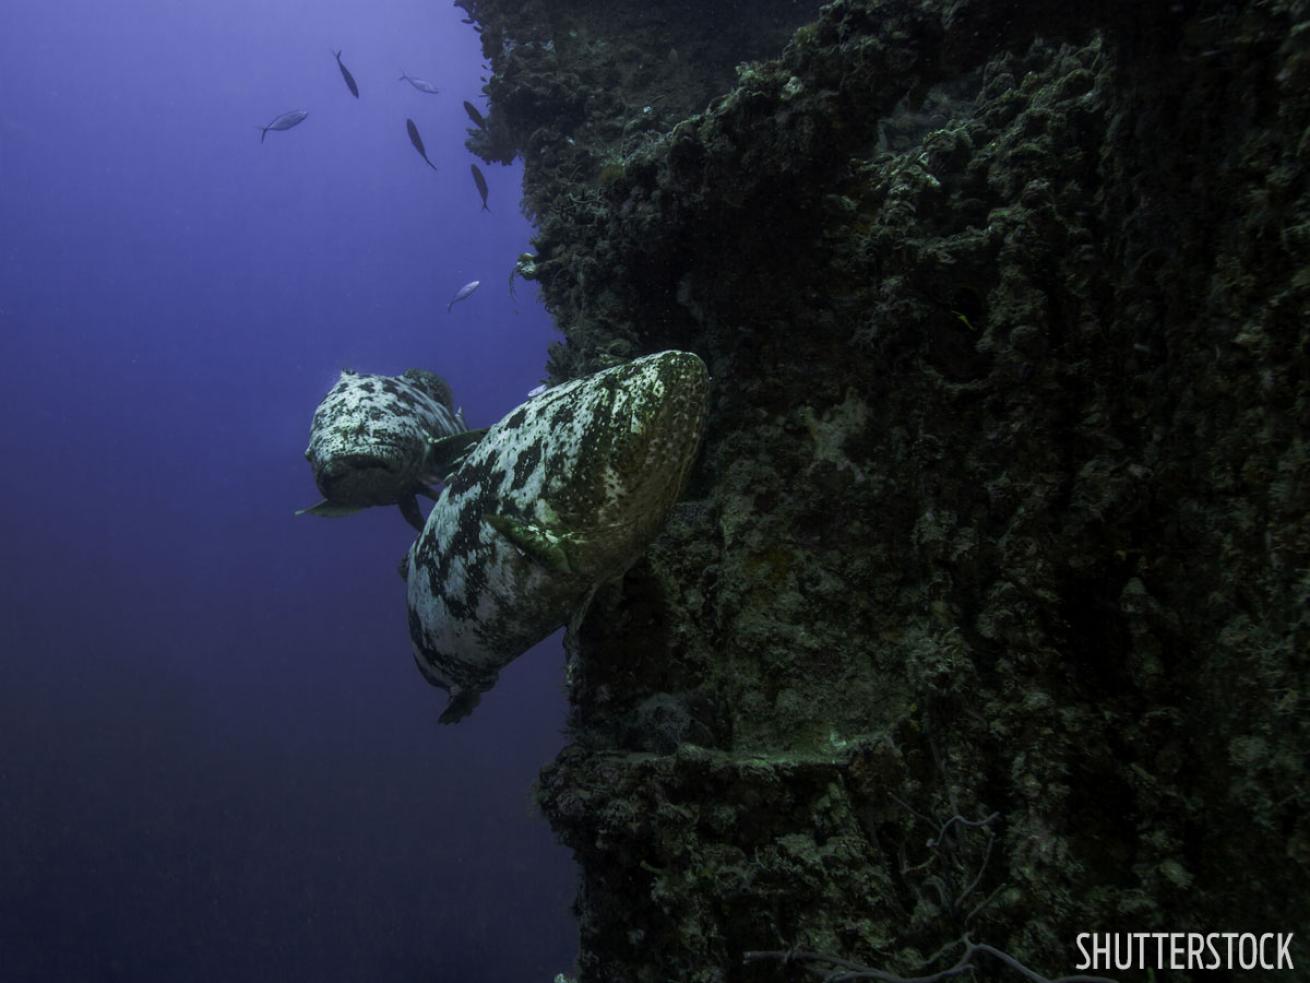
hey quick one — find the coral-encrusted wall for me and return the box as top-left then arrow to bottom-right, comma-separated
460,1 -> 1309,979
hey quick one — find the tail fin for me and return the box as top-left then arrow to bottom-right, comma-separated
258,125 -> 267,143
398,71 -> 408,81
332,49 -> 342,59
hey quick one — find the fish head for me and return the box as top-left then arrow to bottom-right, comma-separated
305,371 -> 429,506
312,447 -> 412,505
554,350 -> 709,563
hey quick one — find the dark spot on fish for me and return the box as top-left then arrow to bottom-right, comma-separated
442,584 -> 474,623
427,497 -> 489,608
449,449 -> 500,496
546,449 -> 571,477
358,382 -> 376,394
511,441 -> 543,490
552,402 -> 576,427
457,560 -> 490,620
505,407 -> 528,430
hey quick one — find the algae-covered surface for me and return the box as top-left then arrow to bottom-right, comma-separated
460,0 -> 1309,979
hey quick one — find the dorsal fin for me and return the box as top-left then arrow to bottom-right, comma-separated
402,368 -> 455,409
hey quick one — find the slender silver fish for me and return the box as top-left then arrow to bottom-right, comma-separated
259,109 -> 308,143
406,118 -> 438,172
470,164 -> 490,212
447,280 -> 480,313
333,50 -> 359,98
463,101 -> 487,130
399,72 -> 440,94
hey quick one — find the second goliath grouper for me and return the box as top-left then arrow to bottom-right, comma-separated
406,350 -> 710,723
299,369 -> 483,531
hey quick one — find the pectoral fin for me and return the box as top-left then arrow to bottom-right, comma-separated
439,686 -> 483,725
565,583 -> 599,653
484,512 -> 577,573
399,496 -> 425,532
296,500 -> 364,519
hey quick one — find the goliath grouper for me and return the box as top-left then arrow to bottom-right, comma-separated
298,368 -> 484,531
405,350 -> 710,723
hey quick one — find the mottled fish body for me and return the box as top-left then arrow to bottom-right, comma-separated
406,350 -> 710,722
333,50 -> 359,98
259,109 -> 308,143
399,72 -> 440,94
470,163 -> 490,212
462,101 -> 487,130
405,118 -> 438,171
299,368 -> 482,530
447,280 -> 480,312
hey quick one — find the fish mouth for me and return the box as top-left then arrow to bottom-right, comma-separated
316,453 -> 404,501
325,453 -> 399,474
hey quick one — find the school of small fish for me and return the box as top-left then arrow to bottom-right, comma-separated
257,24 -> 502,321
258,31 -> 494,219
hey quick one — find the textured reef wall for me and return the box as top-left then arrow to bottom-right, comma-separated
458,0 -> 1310,979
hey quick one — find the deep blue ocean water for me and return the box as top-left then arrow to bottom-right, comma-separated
0,1 -> 578,979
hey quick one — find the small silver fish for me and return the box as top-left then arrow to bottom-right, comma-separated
470,163 -> 490,212
333,50 -> 359,98
447,280 -> 480,313
406,118 -> 439,172
399,72 -> 440,94
526,383 -> 548,398
258,109 -> 308,143
463,101 -> 487,130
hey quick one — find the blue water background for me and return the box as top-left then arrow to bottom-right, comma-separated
0,0 -> 577,979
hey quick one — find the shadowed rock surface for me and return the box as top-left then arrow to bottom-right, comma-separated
459,0 -> 1310,979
